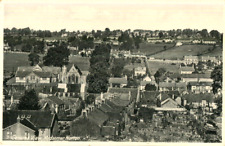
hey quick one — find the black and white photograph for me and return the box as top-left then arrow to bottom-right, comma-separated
1,0 -> 224,144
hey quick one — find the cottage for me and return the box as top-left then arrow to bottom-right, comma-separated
40,96 -> 65,114
3,110 -> 58,141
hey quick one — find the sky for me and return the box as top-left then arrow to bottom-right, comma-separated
3,0 -> 225,32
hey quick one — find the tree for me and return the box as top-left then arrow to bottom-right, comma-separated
211,64 -> 222,93
158,32 -> 164,38
145,84 -> 157,91
28,52 -> 40,66
85,95 -> 96,105
18,89 -> 40,110
43,42 -> 70,67
154,68 -> 166,83
210,30 -> 220,39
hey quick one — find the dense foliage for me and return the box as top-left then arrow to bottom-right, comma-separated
43,42 -> 70,67
87,44 -> 111,93
18,89 -> 40,110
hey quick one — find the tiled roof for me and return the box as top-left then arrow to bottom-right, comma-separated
3,110 -> 55,129
182,93 -> 214,103
140,81 -> 156,86
109,77 -> 127,84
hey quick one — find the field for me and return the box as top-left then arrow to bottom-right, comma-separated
4,52 -> 90,77
147,61 -> 180,75
4,52 -> 30,76
132,43 -> 175,55
151,44 -> 221,60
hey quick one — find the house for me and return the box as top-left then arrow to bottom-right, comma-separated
109,77 -> 128,88
201,56 -> 217,63
134,66 -> 146,76
3,110 -> 58,141
40,96 -> 65,114
179,65 -> 195,74
188,82 -> 213,93
158,82 -> 187,91
181,73 -> 213,83
70,108 -> 109,138
184,56 -> 199,64
182,93 -> 215,112
140,81 -> 157,91
6,64 -> 87,99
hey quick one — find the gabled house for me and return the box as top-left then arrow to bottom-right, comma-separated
109,77 -> 128,88
3,110 -> 58,141
40,96 -> 65,114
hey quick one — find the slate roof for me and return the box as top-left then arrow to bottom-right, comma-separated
108,87 -> 138,101
189,82 -> 212,86
109,77 -> 127,84
159,82 -> 186,88
182,93 -> 214,103
180,66 -> 195,72
88,109 -> 109,126
101,126 -> 116,136
47,96 -> 64,105
3,110 -> 55,129
184,56 -> 199,60
66,64 -> 82,75
181,73 -> 211,78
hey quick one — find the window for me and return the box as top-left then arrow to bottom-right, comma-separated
31,75 -> 35,80
25,131 -> 29,139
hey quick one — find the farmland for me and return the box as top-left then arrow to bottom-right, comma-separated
147,61 -> 180,75
132,43 -> 175,55
151,44 -> 221,60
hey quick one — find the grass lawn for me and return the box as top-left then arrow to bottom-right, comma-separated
132,43 -> 175,56
69,55 -> 90,71
151,44 -> 217,60
4,52 -> 30,76
147,61 -> 180,75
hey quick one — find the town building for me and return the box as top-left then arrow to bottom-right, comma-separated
109,77 -> 128,88
184,56 -> 199,64
3,110 -> 58,141
188,82 -> 213,93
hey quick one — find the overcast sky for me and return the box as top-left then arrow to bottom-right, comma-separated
3,0 -> 224,32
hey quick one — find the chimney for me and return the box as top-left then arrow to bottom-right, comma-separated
183,99 -> 187,106
17,115 -> 21,123
128,91 -> 131,101
159,92 -> 162,101
172,94 -> 175,99
11,95 -> 14,105
101,92 -> 104,100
